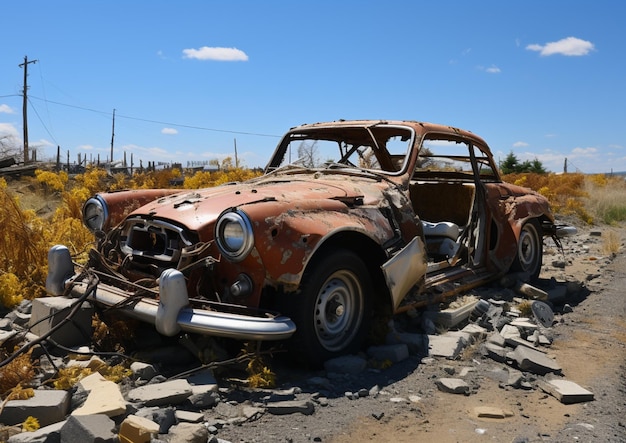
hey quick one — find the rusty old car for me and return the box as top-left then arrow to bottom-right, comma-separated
46,120 -> 575,364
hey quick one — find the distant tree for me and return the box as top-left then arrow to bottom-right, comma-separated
296,141 -> 319,168
500,151 -> 547,174
500,151 -> 520,174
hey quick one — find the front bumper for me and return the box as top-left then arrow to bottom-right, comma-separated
46,245 -> 296,341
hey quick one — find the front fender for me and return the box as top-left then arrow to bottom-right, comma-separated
249,203 -> 397,290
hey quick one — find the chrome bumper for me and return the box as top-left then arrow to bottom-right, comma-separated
46,245 -> 296,341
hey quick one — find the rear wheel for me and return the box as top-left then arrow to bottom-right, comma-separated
511,219 -> 543,280
280,249 -> 372,366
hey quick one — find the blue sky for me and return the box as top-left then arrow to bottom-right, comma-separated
1,1 -> 624,173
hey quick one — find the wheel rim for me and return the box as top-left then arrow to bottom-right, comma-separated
314,269 -> 364,352
518,223 -> 540,272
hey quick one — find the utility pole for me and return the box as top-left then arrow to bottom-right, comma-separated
110,109 -> 116,163
19,56 -> 38,163
234,138 -> 239,168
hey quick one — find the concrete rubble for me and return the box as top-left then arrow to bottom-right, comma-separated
0,270 -> 597,442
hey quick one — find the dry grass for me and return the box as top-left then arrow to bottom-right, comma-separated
584,175 -> 626,225
602,230 -> 622,255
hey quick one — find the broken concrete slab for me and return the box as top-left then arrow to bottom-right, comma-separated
118,415 -> 160,443
507,345 -> 561,375
482,342 -> 509,363
436,298 -> 478,328
72,372 -> 127,417
435,378 -> 470,395
29,296 -> 93,347
127,379 -> 193,407
266,400 -> 315,415
428,333 -> 468,359
60,414 -> 117,443
0,389 -> 70,427
539,379 -> 594,404
6,420 -> 65,443
474,406 -> 514,418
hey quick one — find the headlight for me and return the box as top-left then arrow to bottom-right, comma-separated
215,209 -> 254,262
82,196 -> 109,232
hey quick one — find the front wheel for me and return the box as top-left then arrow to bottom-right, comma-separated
511,219 -> 543,281
280,249 -> 372,366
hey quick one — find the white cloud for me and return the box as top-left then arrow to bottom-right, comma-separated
182,46 -> 249,61
0,104 -> 15,114
161,127 -> 178,135
485,65 -> 501,74
0,123 -> 19,138
526,37 -> 595,56
571,147 -> 598,156
513,141 -> 529,148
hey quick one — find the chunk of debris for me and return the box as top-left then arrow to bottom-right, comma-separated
474,406 -> 514,419
436,378 -> 470,395
531,300 -> 554,328
539,379 -> 594,404
507,346 -> 561,375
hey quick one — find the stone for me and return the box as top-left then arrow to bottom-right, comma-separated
7,421 -> 64,443
60,414 -> 116,443
167,422 -> 209,443
29,296 -> 93,347
175,410 -> 205,423
0,389 -> 70,427
428,333 -> 468,359
72,372 -> 127,417
131,361 -> 159,381
118,415 -> 160,443
127,379 -> 193,407
482,342 -> 508,363
135,406 -> 177,434
435,378 -> 470,395
474,406 -> 514,418
266,400 -> 315,415
539,379 -> 594,404
507,346 -> 561,375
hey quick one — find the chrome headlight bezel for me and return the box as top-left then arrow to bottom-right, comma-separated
215,209 -> 254,262
82,195 -> 109,232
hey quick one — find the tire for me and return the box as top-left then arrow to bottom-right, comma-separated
281,249 -> 372,366
511,219 -> 543,281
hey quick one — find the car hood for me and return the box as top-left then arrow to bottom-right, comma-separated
129,175 -> 384,231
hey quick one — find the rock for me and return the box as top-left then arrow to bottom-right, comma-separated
474,406 -> 514,418
60,414 -> 116,443
7,421 -> 64,443
0,389 -> 70,427
507,346 -> 561,375
539,379 -> 594,404
118,415 -> 160,443
266,400 -> 315,415
428,333 -> 468,359
436,378 -> 470,395
72,372 -> 127,417
131,361 -> 159,381
29,296 -> 93,347
127,379 -> 193,407
167,422 -> 209,443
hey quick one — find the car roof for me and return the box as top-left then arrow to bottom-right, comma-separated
289,120 -> 489,147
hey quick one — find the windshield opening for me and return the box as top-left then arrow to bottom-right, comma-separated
266,125 -> 414,175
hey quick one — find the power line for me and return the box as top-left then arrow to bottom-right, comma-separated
27,95 -> 281,139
